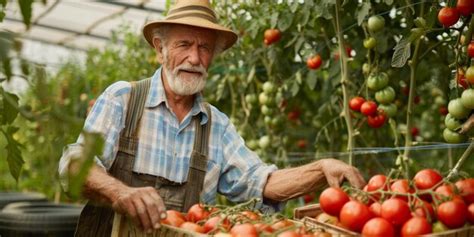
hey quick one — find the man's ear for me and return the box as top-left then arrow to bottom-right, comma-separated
153,38 -> 164,64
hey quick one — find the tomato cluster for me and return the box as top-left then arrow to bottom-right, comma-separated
349,96 -> 387,129
161,203 -> 332,236
317,169 -> 474,237
263,28 -> 281,45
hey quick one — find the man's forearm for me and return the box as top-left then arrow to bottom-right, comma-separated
263,161 -> 326,201
75,163 -> 126,205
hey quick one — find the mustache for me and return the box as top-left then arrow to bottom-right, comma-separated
173,64 -> 207,77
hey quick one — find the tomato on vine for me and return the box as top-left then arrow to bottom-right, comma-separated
367,113 -> 386,128
437,200 -> 468,229
457,0 -> 474,16
438,7 -> 460,28
362,218 -> 395,237
466,66 -> 474,84
401,217 -> 432,236
468,42 -> 474,58
360,101 -> 378,116
306,55 -> 322,70
264,29 -> 281,45
319,187 -> 350,217
364,37 -> 377,49
349,96 -> 366,112
339,201 -> 373,232
381,198 -> 412,226
367,15 -> 385,32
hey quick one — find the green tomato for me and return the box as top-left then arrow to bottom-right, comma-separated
461,88 -> 474,109
414,17 -> 427,28
368,15 -> 385,32
261,105 -> 272,115
245,94 -> 257,105
259,135 -> 271,149
362,63 -> 371,74
258,92 -> 272,105
432,221 -> 447,233
363,37 -> 377,49
378,103 -> 397,117
375,86 -> 396,104
434,96 -> 446,106
264,116 -> 272,126
445,113 -> 462,130
247,139 -> 258,150
262,81 -> 275,94
448,98 -> 470,119
367,72 -> 389,91
443,128 -> 465,143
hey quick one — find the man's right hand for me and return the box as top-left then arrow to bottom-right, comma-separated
111,186 -> 167,233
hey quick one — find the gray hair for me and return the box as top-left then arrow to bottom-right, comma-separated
152,25 -> 225,56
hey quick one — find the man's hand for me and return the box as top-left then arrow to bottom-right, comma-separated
318,158 -> 366,189
111,186 -> 167,233
263,158 -> 366,202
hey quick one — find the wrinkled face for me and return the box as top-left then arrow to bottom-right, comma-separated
154,25 -> 217,96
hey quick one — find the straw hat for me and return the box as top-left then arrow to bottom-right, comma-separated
143,0 -> 238,51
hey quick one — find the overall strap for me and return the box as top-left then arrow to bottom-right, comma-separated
182,103 -> 212,211
118,78 -> 152,154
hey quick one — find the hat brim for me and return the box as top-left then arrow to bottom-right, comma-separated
143,18 -> 238,51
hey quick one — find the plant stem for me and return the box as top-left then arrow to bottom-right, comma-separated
402,2 -> 425,178
447,140 -> 474,180
334,0 -> 355,165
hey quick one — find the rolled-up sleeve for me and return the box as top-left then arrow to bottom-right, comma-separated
58,82 -> 129,190
217,121 -> 283,212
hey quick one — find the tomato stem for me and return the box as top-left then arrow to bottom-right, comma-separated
447,140 -> 474,180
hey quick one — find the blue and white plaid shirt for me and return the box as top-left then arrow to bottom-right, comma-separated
59,67 -> 278,207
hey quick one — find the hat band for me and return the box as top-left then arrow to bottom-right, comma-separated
168,5 -> 216,18
167,12 -> 217,23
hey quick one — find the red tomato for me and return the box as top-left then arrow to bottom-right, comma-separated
287,109 -> 301,121
458,73 -> 469,89
339,200 -> 373,232
412,200 -> 435,220
367,113 -> 386,128
297,139 -> 308,149
303,193 -> 314,204
369,202 -> 382,217
277,230 -> 301,237
381,198 -> 412,226
439,106 -> 449,115
401,217 -> 432,237
434,184 -> 461,202
186,204 -> 211,223
254,223 -> 273,233
264,29 -> 281,45
360,101 -> 378,116
367,174 -> 388,191
390,179 -> 413,201
319,187 -> 350,217
411,127 -> 419,137
468,42 -> 474,58
180,222 -> 205,233
161,210 -> 185,227
349,96 -> 366,112
468,203 -> 474,224
457,0 -> 474,16
203,216 -> 230,233
362,217 -> 395,237
271,219 -> 294,230
413,169 -> 443,190
437,200 -> 467,229
455,178 -> 474,204
306,55 -> 323,70
230,223 -> 258,237
438,7 -> 460,28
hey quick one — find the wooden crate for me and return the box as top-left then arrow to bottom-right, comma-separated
293,203 -> 474,237
111,213 -> 208,237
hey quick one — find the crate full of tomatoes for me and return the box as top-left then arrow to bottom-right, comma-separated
112,199 -> 341,236
294,169 -> 474,237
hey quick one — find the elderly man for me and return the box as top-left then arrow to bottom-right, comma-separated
59,0 -> 365,236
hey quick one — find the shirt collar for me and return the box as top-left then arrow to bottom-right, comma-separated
145,67 -> 209,125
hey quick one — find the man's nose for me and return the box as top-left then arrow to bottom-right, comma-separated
187,45 -> 200,65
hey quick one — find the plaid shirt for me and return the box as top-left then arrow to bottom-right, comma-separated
59,68 -> 278,207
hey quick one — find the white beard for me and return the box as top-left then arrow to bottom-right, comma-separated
162,49 -> 208,96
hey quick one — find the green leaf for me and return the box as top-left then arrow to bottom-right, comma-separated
67,132 -> 104,199
0,11 -> 5,22
0,30 -> 14,59
270,12 -> 279,29
0,0 -> 6,7
314,0 -> 335,19
357,2 -> 370,26
18,0 -> 34,29
384,0 -> 394,5
301,7 -> 311,26
306,71 -> 318,90
294,36 -> 305,55
247,65 -> 256,83
391,38 -> 411,68
277,11 -> 293,31
2,90 -> 19,125
290,0 -> 299,13
2,126 -> 24,181
2,57 -> 12,81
